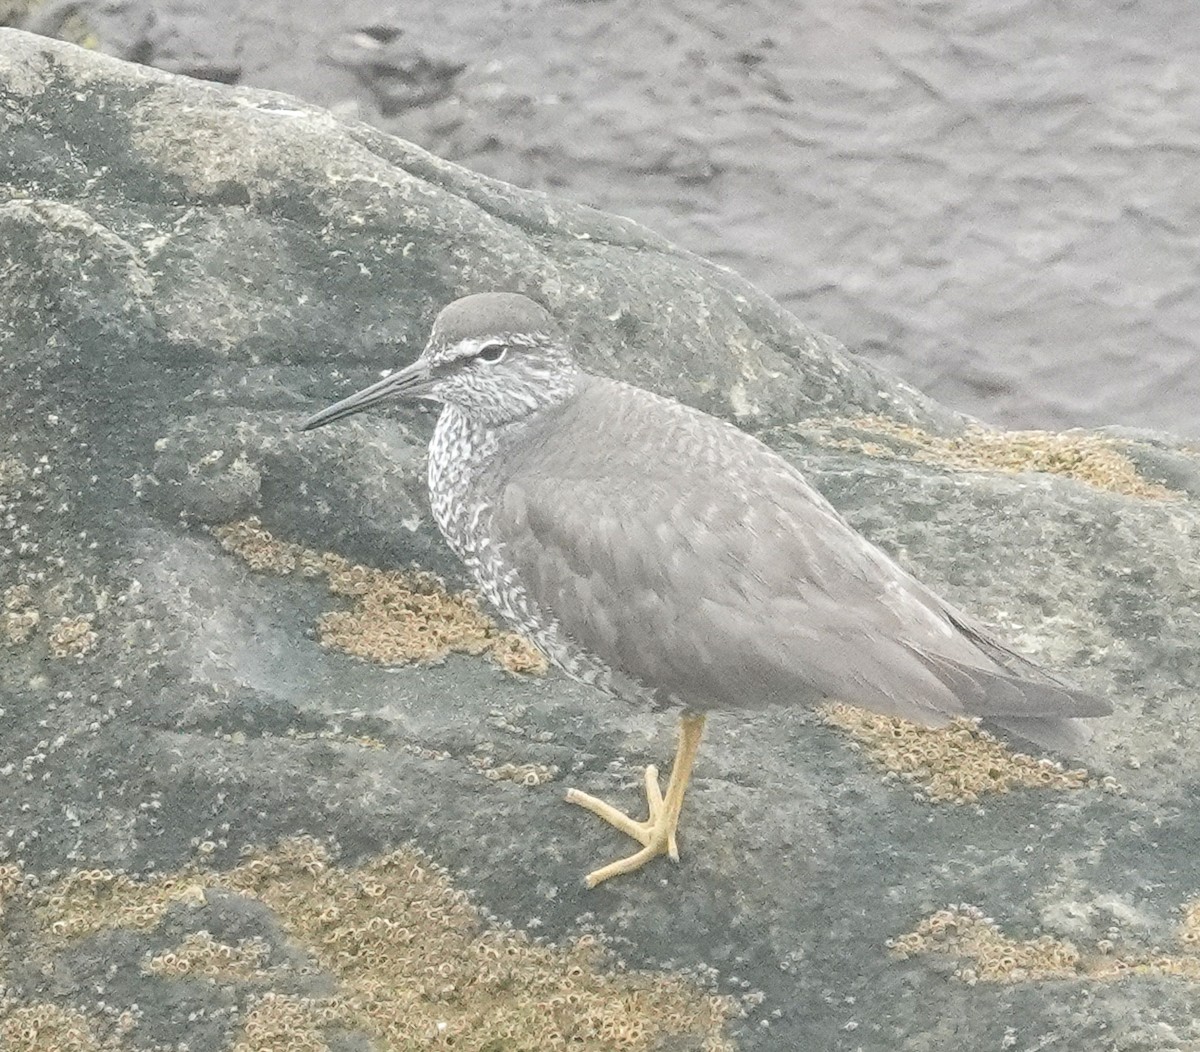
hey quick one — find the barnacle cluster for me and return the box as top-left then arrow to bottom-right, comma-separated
818,416 -> 1176,499
0,862 -> 21,913
282,727 -> 387,751
1181,900 -> 1200,946
37,867 -> 207,940
231,994 -> 328,1052
893,899 -> 1200,983
0,1003 -> 104,1052
0,861 -> 22,976
475,758 -> 560,787
2,597 -> 96,656
889,905 -> 1080,982
145,932 -> 275,982
822,703 -> 1089,803
9,837 -> 734,1051
46,614 -> 97,657
2,585 -> 39,645
212,517 -> 547,675
0,454 -> 101,655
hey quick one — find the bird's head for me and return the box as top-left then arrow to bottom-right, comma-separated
302,293 -> 581,432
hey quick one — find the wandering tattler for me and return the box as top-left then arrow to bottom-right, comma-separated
302,292 -> 1111,887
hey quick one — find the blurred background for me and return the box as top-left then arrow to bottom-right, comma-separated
5,0 -> 1198,436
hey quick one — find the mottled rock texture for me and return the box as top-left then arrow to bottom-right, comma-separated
2,30 -> 1199,1052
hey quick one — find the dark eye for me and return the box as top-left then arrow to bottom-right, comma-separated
476,342 -> 507,364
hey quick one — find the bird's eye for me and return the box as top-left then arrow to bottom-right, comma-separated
476,342 -> 507,364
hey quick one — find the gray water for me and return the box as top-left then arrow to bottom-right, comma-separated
15,0 -> 1200,436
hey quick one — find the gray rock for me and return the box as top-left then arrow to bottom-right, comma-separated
1,29 -> 1198,1052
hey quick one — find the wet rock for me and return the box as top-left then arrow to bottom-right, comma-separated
1,30 -> 1198,1052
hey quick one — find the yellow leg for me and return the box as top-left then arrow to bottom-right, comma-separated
565,714 -> 706,888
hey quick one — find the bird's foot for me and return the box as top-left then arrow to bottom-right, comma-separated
565,764 -> 681,888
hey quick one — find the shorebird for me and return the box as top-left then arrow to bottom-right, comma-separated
302,292 -> 1111,887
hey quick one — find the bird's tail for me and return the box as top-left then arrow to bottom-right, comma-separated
903,642 -> 1111,756
988,714 -> 1095,754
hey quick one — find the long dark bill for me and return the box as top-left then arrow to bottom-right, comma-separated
301,358 -> 433,431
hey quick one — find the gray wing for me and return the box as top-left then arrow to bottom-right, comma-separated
489,380 -> 1109,747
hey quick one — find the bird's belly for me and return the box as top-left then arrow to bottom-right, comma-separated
461,544 -> 660,707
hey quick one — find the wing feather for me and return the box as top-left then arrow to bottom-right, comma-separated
483,377 -> 1110,743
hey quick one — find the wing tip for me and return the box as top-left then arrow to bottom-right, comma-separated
989,714 -> 1098,756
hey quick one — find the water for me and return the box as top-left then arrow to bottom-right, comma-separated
26,0 -> 1200,437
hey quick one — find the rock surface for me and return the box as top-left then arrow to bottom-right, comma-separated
2,30 -> 1200,1052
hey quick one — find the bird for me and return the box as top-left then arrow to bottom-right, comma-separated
301,292 -> 1112,888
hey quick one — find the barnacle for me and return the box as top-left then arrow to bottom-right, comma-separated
212,518 -> 546,673
818,417 -> 1177,500
13,837 -> 734,1050
894,897 -> 1200,983
822,704 -> 1088,803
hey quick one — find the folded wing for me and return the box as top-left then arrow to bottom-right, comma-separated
488,380 -> 1110,750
